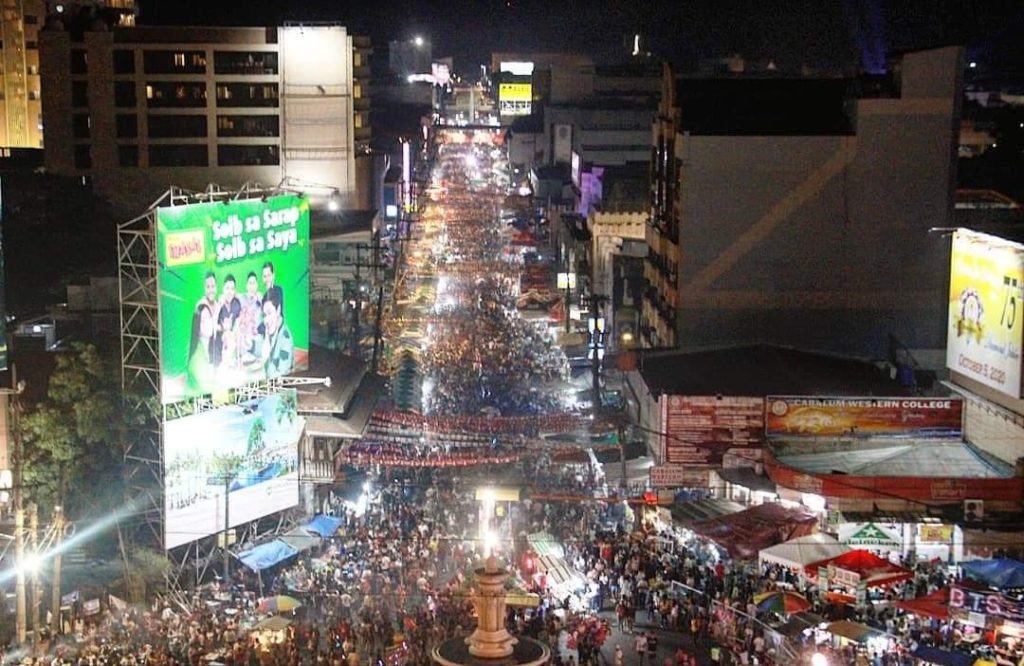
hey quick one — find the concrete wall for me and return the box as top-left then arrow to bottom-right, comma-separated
674,46 -> 962,365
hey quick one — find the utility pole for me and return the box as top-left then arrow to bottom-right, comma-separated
222,475 -> 231,589
29,502 -> 40,652
50,503 -> 64,635
9,364 -> 27,646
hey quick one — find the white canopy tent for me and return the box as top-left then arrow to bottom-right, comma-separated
759,533 -> 851,570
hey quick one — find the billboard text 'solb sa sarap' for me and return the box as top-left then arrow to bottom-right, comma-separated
157,195 -> 310,404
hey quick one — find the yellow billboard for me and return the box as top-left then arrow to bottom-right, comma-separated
498,83 -> 532,116
947,229 -> 1024,398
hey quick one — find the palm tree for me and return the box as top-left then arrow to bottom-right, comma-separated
246,417 -> 266,456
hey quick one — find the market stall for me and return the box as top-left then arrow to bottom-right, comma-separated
688,502 -> 820,559
759,533 -> 850,571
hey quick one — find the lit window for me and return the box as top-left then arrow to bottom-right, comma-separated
173,52 -> 185,67
146,85 -> 154,99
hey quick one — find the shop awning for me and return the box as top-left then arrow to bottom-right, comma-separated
717,467 -> 777,494
961,558 -> 1024,590
825,620 -> 880,643
278,526 -> 320,553
896,587 -> 950,620
806,549 -> 913,587
527,532 -> 564,558
304,514 -> 344,538
670,498 -> 745,525
689,502 -> 819,559
910,645 -> 973,666
759,533 -> 850,570
237,540 -> 298,572
771,611 -> 826,638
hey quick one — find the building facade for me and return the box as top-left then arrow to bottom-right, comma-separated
643,46 -> 963,368
40,22 -> 369,217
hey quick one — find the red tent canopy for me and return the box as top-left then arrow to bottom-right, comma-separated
806,549 -> 913,587
689,502 -> 819,560
895,587 -> 950,620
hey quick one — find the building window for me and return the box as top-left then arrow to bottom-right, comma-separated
217,144 -> 280,166
113,49 -> 135,74
72,113 -> 91,138
24,14 -> 38,24
148,144 -> 208,167
213,51 -> 278,75
70,49 -> 88,74
74,145 -> 91,169
116,114 -> 138,138
215,83 -> 279,107
114,81 -> 137,107
143,50 -> 206,74
71,81 -> 88,107
25,41 -> 37,50
148,114 -> 207,138
216,114 -> 279,137
118,144 -> 139,167
146,82 -> 207,108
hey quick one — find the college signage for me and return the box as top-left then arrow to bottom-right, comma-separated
659,395 -> 763,468
947,229 -> 1024,398
765,396 -> 963,439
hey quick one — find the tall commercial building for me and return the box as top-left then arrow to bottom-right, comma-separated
643,46 -> 963,368
40,21 -> 370,216
0,0 -> 134,149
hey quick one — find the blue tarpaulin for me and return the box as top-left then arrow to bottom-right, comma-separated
961,558 -> 1024,590
910,645 -> 973,666
305,514 -> 344,538
237,540 -> 298,572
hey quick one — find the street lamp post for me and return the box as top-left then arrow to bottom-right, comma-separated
588,296 -> 607,414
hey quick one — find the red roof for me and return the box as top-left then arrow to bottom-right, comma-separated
689,502 -> 819,559
806,549 -> 913,587
896,587 -> 950,620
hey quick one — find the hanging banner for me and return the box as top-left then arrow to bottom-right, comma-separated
659,395 -> 763,467
765,396 -> 963,439
947,229 -> 1024,398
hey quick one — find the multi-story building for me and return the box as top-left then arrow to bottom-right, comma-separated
643,46 -> 963,368
0,0 -> 134,149
40,21 -> 370,217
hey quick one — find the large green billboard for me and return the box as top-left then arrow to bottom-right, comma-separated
157,195 -> 310,404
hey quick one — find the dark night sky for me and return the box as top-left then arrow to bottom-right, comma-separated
137,0 -> 1023,75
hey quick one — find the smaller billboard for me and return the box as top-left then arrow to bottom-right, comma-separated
765,396 -> 963,439
650,465 -> 709,488
163,390 -> 303,550
947,229 -> 1024,398
499,61 -> 534,76
659,395 -> 763,468
499,83 -> 532,116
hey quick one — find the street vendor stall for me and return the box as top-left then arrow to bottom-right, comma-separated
759,533 -> 850,571
251,615 -> 292,650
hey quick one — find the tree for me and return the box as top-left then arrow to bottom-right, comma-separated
19,343 -> 125,516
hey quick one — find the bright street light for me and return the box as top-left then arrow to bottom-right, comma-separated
413,36 -> 424,47
811,653 -> 828,666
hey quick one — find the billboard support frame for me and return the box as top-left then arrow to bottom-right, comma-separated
118,183 -> 309,595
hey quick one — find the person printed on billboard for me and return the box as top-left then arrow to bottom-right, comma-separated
199,271 -> 218,311
261,288 -> 293,378
186,301 -> 216,394
237,271 -> 263,368
262,261 -> 284,317
213,273 -> 242,369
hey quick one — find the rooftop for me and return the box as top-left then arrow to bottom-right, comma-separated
771,439 -> 1015,478
675,77 -> 853,136
635,344 -> 906,397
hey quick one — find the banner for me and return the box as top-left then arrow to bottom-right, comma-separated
650,465 -> 710,488
157,195 -> 310,404
950,584 -> 1024,622
947,229 -> 1024,398
765,396 -> 963,438
918,524 -> 954,543
163,390 -> 303,550
659,395 -> 763,467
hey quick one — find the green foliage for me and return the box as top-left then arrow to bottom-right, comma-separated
19,342 -> 125,514
246,417 -> 266,457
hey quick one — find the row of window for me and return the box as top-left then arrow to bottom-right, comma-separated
70,80 -> 281,108
73,113 -> 280,139
73,143 -> 280,168
97,49 -> 280,75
